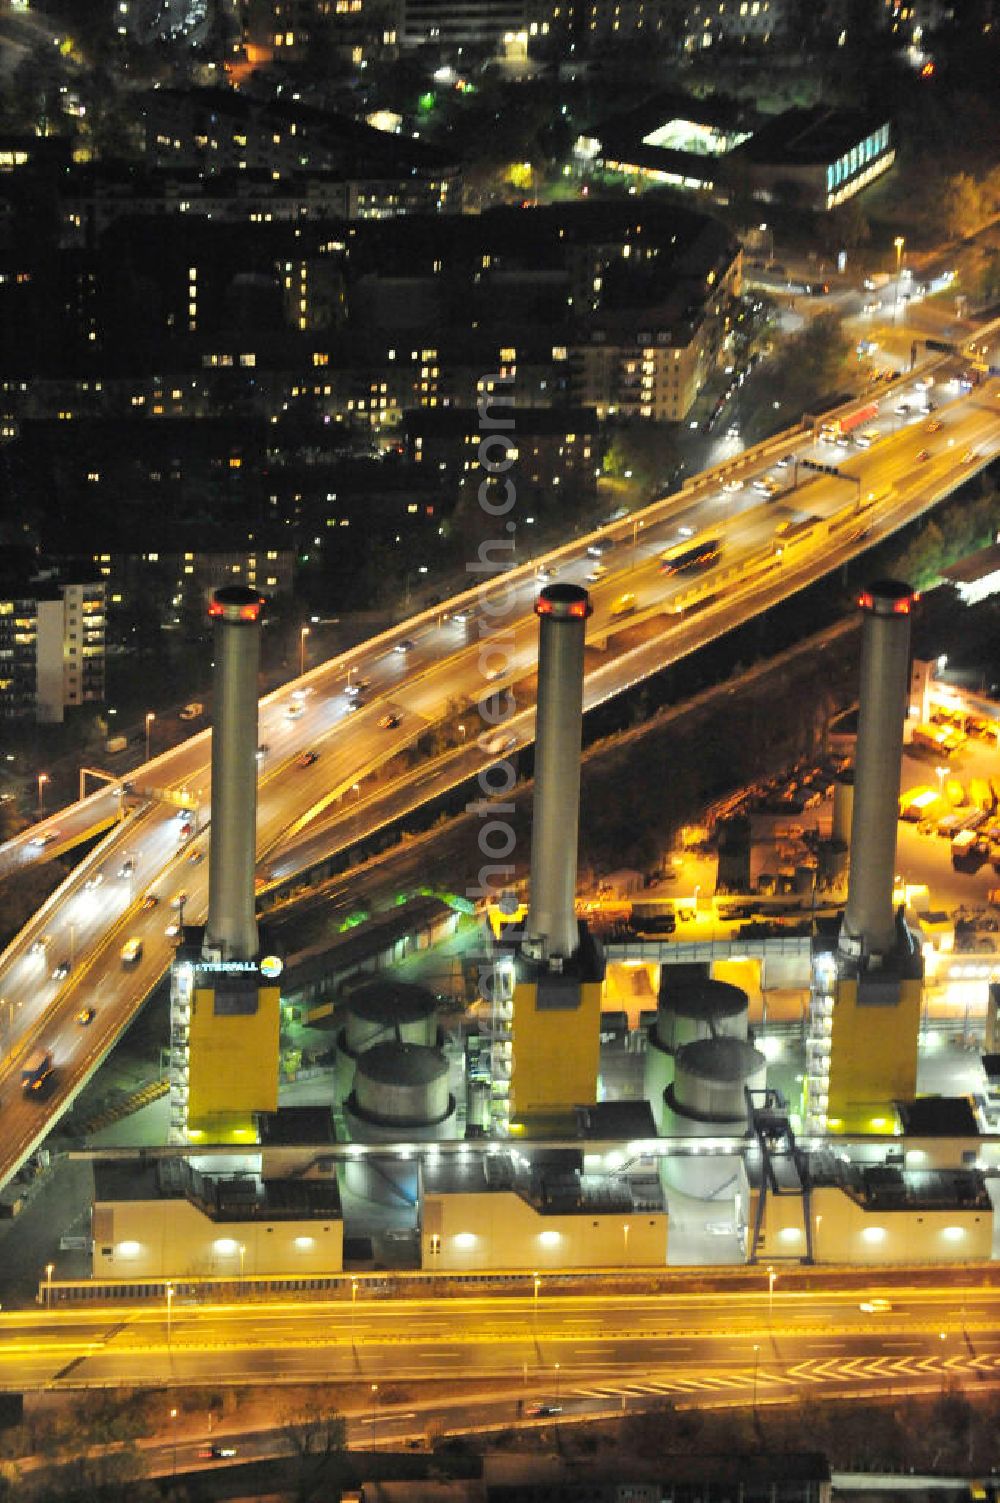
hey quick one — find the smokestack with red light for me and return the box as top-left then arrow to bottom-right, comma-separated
204,586 -> 263,962
526,583 -> 592,963
839,580 -> 915,963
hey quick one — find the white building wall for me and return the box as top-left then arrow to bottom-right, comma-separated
92,1197 -> 344,1279
34,598 -> 65,724
421,1190 -> 667,1271
62,581 -> 105,707
754,1183 -> 992,1264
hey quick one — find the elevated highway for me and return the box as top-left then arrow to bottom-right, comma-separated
0,371 -> 997,1190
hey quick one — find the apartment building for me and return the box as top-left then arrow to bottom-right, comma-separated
0,571 -> 105,722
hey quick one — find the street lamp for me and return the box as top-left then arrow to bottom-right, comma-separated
299,625 -> 310,677
45,1262 -> 54,1308
533,1271 -> 541,1331
767,1265 -> 776,1318
404,565 -> 428,607
458,723 -> 466,743
554,1362 -> 560,1408
37,773 -> 48,818
166,1282 -> 174,1347
935,765 -> 950,796
893,236 -> 905,322
370,1382 -> 379,1451
631,516 -> 643,571
351,1277 -> 358,1347
238,1243 -> 245,1287
170,1406 -> 178,1477
145,712 -> 155,763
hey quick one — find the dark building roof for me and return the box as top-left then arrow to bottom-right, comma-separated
738,106 -> 890,166
402,406 -> 598,438
807,1154 -> 990,1211
421,1148 -> 663,1216
256,1106 -> 336,1146
896,1096 -> 980,1137
590,89 -> 754,147
93,1157 -> 342,1220
281,895 -> 455,991
348,979 -> 438,1025
575,1101 -> 658,1140
342,197 -> 737,280
487,1452 -> 831,1499
143,87 -> 459,176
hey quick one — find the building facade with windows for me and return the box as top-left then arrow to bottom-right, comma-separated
0,573 -> 105,722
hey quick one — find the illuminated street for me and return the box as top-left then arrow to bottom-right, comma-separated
2,1277 -> 999,1396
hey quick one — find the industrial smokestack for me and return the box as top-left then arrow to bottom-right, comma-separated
526,583 -> 592,962
839,579 -> 914,963
204,586 -> 263,962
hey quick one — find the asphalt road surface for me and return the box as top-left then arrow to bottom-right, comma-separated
2,1279 -> 997,1393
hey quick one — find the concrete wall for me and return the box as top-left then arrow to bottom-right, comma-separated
750,1183 -> 992,1265
92,1197 -> 344,1279
421,1190 -> 667,1271
34,598 -> 64,724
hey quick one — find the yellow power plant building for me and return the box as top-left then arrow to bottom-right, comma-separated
811,951 -> 922,1133
509,952 -> 604,1132
187,964 -> 281,1139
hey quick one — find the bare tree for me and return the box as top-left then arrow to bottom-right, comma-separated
281,1403 -> 348,1503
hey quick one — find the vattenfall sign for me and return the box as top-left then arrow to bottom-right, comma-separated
197,955 -> 284,979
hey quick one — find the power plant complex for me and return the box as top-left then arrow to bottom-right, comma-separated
89,574 -> 998,1287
